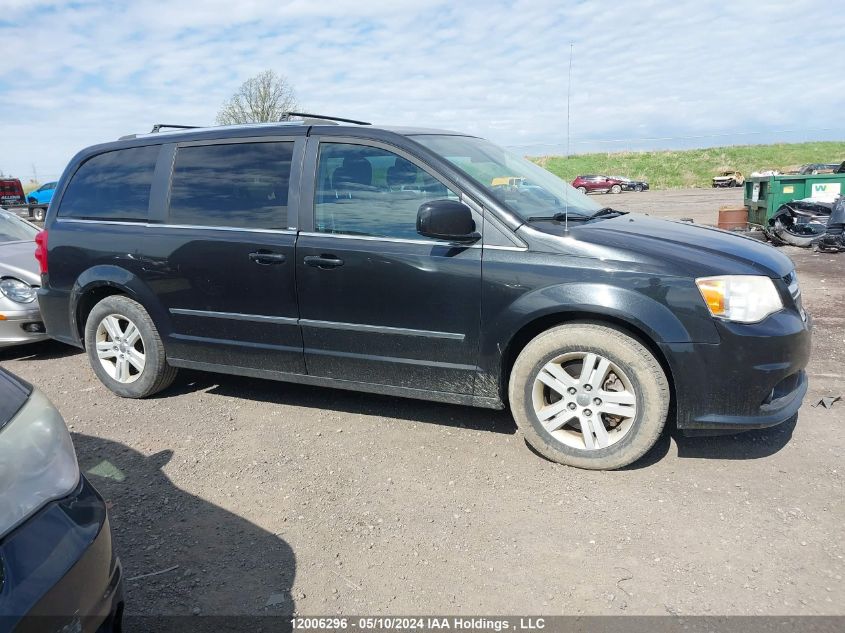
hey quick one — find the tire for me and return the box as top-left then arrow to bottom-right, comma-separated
84,295 -> 178,398
610,184 -> 622,194
577,186 -> 587,194
508,323 -> 670,470
634,184 -> 643,192
33,207 -> 45,222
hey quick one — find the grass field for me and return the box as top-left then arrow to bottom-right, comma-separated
533,141 -> 845,190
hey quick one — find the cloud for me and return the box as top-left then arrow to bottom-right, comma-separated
0,0 -> 843,179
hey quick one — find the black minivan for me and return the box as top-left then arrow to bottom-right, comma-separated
36,117 -> 811,469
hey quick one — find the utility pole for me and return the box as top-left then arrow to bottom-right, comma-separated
566,42 -> 573,158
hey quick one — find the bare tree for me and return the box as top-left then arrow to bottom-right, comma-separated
215,70 -> 299,125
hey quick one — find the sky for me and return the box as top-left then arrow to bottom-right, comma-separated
1,0 -> 844,181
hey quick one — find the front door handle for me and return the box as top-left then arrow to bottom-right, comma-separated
249,251 -> 286,265
303,254 -> 344,269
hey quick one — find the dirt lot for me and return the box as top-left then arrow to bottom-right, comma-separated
2,188 -> 843,619
612,187 -> 744,223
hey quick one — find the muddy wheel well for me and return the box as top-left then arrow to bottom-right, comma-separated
499,312 -> 676,406
76,286 -> 127,343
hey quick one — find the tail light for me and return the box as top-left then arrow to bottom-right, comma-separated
34,230 -> 48,275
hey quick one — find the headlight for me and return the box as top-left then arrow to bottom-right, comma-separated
696,275 -> 783,323
0,277 -> 37,304
0,390 -> 80,539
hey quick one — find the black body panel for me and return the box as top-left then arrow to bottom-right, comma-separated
296,233 -> 482,393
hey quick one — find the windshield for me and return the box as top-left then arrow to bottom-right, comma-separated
0,209 -> 38,243
413,135 -> 601,220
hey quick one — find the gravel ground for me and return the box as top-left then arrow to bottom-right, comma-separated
1,188 -> 843,619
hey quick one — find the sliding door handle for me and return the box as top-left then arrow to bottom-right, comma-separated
303,255 -> 344,269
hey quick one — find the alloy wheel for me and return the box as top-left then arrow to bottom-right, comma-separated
95,314 -> 146,383
531,351 -> 638,450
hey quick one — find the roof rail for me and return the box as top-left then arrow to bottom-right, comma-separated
284,112 -> 371,126
150,124 -> 200,133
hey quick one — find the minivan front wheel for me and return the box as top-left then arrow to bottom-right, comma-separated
85,295 -> 177,398
508,323 -> 669,470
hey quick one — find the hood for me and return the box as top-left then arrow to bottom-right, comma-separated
0,240 -> 40,285
525,214 -> 795,278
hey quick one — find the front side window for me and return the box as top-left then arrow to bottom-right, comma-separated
169,142 -> 294,230
314,142 -> 459,240
58,145 -> 159,221
413,135 -> 602,220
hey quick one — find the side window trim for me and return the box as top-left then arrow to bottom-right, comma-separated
304,136 -> 481,241
162,136 -> 304,232
148,143 -> 176,223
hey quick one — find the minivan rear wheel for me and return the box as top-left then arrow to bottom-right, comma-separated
85,295 -> 177,398
508,323 -> 669,470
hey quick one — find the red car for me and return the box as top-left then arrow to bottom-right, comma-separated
572,174 -> 624,194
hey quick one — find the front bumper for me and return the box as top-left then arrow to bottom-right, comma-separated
0,306 -> 48,348
662,309 -> 812,432
0,476 -> 124,633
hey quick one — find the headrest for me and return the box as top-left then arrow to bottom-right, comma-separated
387,160 -> 418,187
332,156 -> 372,188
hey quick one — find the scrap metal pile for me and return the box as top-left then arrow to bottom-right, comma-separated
765,195 -> 845,252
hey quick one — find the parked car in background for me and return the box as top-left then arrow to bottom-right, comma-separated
37,118 -> 810,470
797,163 -> 840,175
27,181 -> 58,221
0,178 -> 26,208
572,174 -> 625,194
610,176 -> 649,192
712,171 -> 744,188
0,207 -> 48,347
0,367 -> 124,631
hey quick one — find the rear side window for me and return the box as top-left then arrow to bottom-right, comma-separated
58,145 -> 159,221
168,142 -> 294,230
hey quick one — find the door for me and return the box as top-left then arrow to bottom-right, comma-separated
295,138 -> 483,395
151,138 -> 306,374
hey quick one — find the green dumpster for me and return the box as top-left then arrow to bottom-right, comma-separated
744,173 -> 845,226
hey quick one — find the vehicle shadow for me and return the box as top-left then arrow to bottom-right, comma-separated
627,414 -> 798,469
71,433 -> 296,626
161,370 -> 518,436
0,339 -> 81,362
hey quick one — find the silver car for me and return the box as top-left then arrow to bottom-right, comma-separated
0,208 -> 48,347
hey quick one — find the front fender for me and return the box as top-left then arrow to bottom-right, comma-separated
70,265 -> 170,342
477,280 -> 720,398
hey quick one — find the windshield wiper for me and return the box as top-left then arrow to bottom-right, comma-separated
587,207 -> 628,220
526,211 -> 590,222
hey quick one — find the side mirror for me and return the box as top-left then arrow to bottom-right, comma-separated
416,199 -> 480,243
